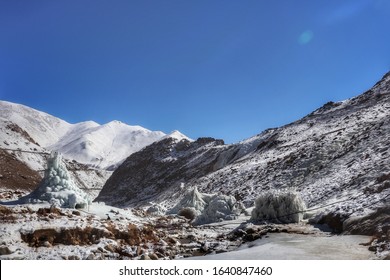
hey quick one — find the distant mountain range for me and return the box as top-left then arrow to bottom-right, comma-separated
0,100 -> 166,170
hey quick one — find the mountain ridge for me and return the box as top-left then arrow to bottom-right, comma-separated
96,71 -> 390,232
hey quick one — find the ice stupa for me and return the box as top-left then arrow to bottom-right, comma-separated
251,190 -> 306,223
22,152 -> 91,208
168,186 -> 241,225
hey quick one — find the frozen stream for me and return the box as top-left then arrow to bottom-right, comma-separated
191,233 -> 376,260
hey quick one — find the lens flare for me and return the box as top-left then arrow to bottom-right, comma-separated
298,30 -> 314,45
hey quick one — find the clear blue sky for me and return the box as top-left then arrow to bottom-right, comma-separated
0,0 -> 389,143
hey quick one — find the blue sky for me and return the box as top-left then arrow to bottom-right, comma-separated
0,0 -> 389,143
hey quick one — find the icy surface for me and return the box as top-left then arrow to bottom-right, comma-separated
190,233 -> 375,260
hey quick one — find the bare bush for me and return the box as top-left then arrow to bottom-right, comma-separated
0,205 -> 17,223
178,207 -> 197,220
251,190 -> 306,223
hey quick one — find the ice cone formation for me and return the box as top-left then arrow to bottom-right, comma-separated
22,152 -> 91,208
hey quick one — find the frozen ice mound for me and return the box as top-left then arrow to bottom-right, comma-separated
251,190 -> 306,223
21,152 -> 91,208
168,186 -> 241,225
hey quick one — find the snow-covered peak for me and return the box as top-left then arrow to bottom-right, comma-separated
162,130 -> 193,142
102,120 -> 149,133
51,120 -> 166,169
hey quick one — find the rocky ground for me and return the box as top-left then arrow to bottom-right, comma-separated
1,190 -> 388,260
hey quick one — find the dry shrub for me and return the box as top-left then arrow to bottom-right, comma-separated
376,173 -> 390,183
37,207 -> 64,216
178,207 -> 197,221
110,224 -> 160,245
21,227 -> 113,247
0,205 -> 13,215
21,223 -> 159,247
118,224 -> 159,245
0,205 -> 17,223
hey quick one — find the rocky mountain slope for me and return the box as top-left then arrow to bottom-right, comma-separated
96,72 -> 390,231
0,148 -> 41,199
95,136 -> 225,207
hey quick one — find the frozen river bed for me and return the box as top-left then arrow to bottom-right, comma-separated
191,233 -> 376,260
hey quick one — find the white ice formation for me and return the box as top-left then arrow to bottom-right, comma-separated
22,152 -> 91,208
251,190 -> 306,223
169,186 -> 241,225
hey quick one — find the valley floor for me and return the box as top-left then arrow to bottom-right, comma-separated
0,191 -> 386,260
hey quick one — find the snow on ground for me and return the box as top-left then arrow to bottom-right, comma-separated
0,200 -> 383,260
0,202 -> 146,260
70,169 -> 112,199
86,202 -> 141,221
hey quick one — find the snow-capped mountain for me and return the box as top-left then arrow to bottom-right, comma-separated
49,120 -> 165,170
0,100 -> 166,169
96,71 -> 390,233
